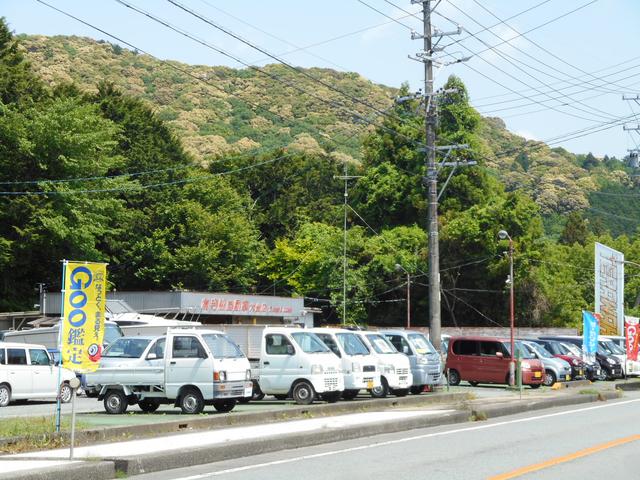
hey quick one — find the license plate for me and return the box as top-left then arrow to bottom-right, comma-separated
367,380 -> 374,389
244,386 -> 253,397
565,375 -> 571,381
534,371 -> 542,378
578,369 -> 584,376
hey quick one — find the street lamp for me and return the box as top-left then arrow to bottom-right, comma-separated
395,264 -> 411,329
498,230 -> 515,387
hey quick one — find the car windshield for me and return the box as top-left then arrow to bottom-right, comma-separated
562,343 -> 583,357
529,343 -> 553,359
291,332 -> 330,354
408,333 -> 436,354
336,333 -> 369,356
104,338 -> 151,358
104,323 -> 124,345
600,340 -> 624,355
365,334 -> 396,354
202,334 -> 245,358
504,341 -> 536,359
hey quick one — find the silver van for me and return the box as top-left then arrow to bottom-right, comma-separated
520,340 -> 572,386
380,330 -> 441,393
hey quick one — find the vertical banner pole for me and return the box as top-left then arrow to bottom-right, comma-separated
55,260 -> 67,433
69,387 -> 77,460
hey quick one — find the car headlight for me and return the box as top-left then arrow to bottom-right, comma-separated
607,358 -> 615,365
311,364 -> 323,374
214,371 -> 227,382
417,356 -> 429,365
245,369 -> 252,380
352,362 -> 362,373
521,361 -> 531,370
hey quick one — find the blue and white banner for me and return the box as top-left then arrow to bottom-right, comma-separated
582,310 -> 600,358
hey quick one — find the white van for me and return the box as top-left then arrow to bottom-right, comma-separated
354,331 -> 412,398
254,327 -> 344,405
0,342 -> 76,407
600,336 -> 640,376
311,328 -> 381,399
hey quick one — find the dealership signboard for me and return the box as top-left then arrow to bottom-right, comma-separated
594,242 -> 624,336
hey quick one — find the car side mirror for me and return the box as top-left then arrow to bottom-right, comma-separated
286,344 -> 295,355
147,353 -> 158,360
403,346 -> 410,355
496,352 -> 504,358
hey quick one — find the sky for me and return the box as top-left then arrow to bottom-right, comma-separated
3,0 -> 640,158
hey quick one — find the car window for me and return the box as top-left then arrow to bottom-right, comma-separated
202,334 -> 245,358
365,334 -> 397,354
0,348 -> 5,364
408,334 -> 436,354
291,332 -> 330,354
172,336 -> 207,358
29,349 -> 51,366
149,338 -> 166,358
336,333 -> 369,356
316,334 -> 341,357
265,334 -> 294,355
104,338 -> 152,358
453,340 -> 478,356
385,335 -> 412,354
7,348 -> 27,365
480,341 -> 501,356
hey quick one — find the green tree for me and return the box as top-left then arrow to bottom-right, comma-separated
559,211 -> 589,246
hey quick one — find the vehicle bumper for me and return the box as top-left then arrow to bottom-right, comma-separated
344,372 -> 380,390
383,370 -> 413,389
603,364 -> 624,379
570,365 -> 586,380
522,369 -> 544,385
310,374 -> 345,394
626,360 -> 640,376
213,381 -> 253,399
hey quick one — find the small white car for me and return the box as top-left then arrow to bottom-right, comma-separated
0,341 -> 76,407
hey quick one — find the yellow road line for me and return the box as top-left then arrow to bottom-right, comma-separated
488,434 -> 640,480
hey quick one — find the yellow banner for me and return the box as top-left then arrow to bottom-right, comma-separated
61,261 -> 107,373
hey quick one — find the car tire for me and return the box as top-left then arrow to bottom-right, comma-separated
179,388 -> 204,414
543,370 -> 557,387
292,381 -> 315,405
370,377 -> 389,398
448,369 -> 461,386
59,383 -> 72,404
342,389 -> 359,400
0,384 -> 11,407
104,389 -> 128,414
138,399 -> 160,413
213,400 -> 236,413
530,384 -> 541,389
468,381 -> 479,387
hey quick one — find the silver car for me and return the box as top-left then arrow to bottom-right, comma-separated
521,340 -> 572,386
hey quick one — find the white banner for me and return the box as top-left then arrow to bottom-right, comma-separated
594,242 -> 624,336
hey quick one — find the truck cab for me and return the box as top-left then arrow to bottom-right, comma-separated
354,331 -> 412,398
311,328 -> 381,400
380,329 -> 441,394
255,327 -> 344,405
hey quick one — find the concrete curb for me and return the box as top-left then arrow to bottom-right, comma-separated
0,460 -> 114,480
614,380 -> 640,391
0,392 -> 469,453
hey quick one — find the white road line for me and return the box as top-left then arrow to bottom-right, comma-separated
168,397 -> 640,479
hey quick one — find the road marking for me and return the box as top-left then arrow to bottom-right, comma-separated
488,434 -> 640,480
167,398 -> 640,479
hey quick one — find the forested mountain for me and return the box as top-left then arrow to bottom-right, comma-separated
3,26 -> 640,329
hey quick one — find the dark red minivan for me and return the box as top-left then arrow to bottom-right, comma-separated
445,336 -> 544,388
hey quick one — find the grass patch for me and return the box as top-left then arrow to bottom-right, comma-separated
578,389 -> 599,395
0,415 -> 89,454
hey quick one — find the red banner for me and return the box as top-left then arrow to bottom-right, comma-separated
625,317 -> 640,361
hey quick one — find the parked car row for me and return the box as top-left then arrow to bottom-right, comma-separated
443,334 -> 627,389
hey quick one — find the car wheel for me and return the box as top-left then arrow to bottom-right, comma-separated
0,384 -> 11,407
370,377 -> 389,398
59,383 -> 72,404
342,389 -> 359,400
138,399 -> 160,413
448,369 -> 461,386
530,384 -> 541,389
213,400 -> 236,413
292,381 -> 315,405
179,388 -> 204,414
104,389 -> 128,414
543,370 -> 557,387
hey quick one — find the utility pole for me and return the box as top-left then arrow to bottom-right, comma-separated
410,1 -> 466,351
335,163 -> 361,325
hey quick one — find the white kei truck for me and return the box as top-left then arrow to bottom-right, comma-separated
84,328 -> 253,414
310,328 -> 381,399
353,331 -> 413,397
218,325 -> 344,405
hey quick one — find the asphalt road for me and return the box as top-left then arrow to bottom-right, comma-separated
129,391 -> 640,480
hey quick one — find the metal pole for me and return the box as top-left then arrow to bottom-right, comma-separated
423,0 -> 441,351
509,239 -> 515,387
55,261 -> 67,433
69,388 -> 77,460
407,272 -> 411,329
343,163 -> 347,325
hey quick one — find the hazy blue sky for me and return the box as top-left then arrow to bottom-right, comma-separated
3,0 -> 640,158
